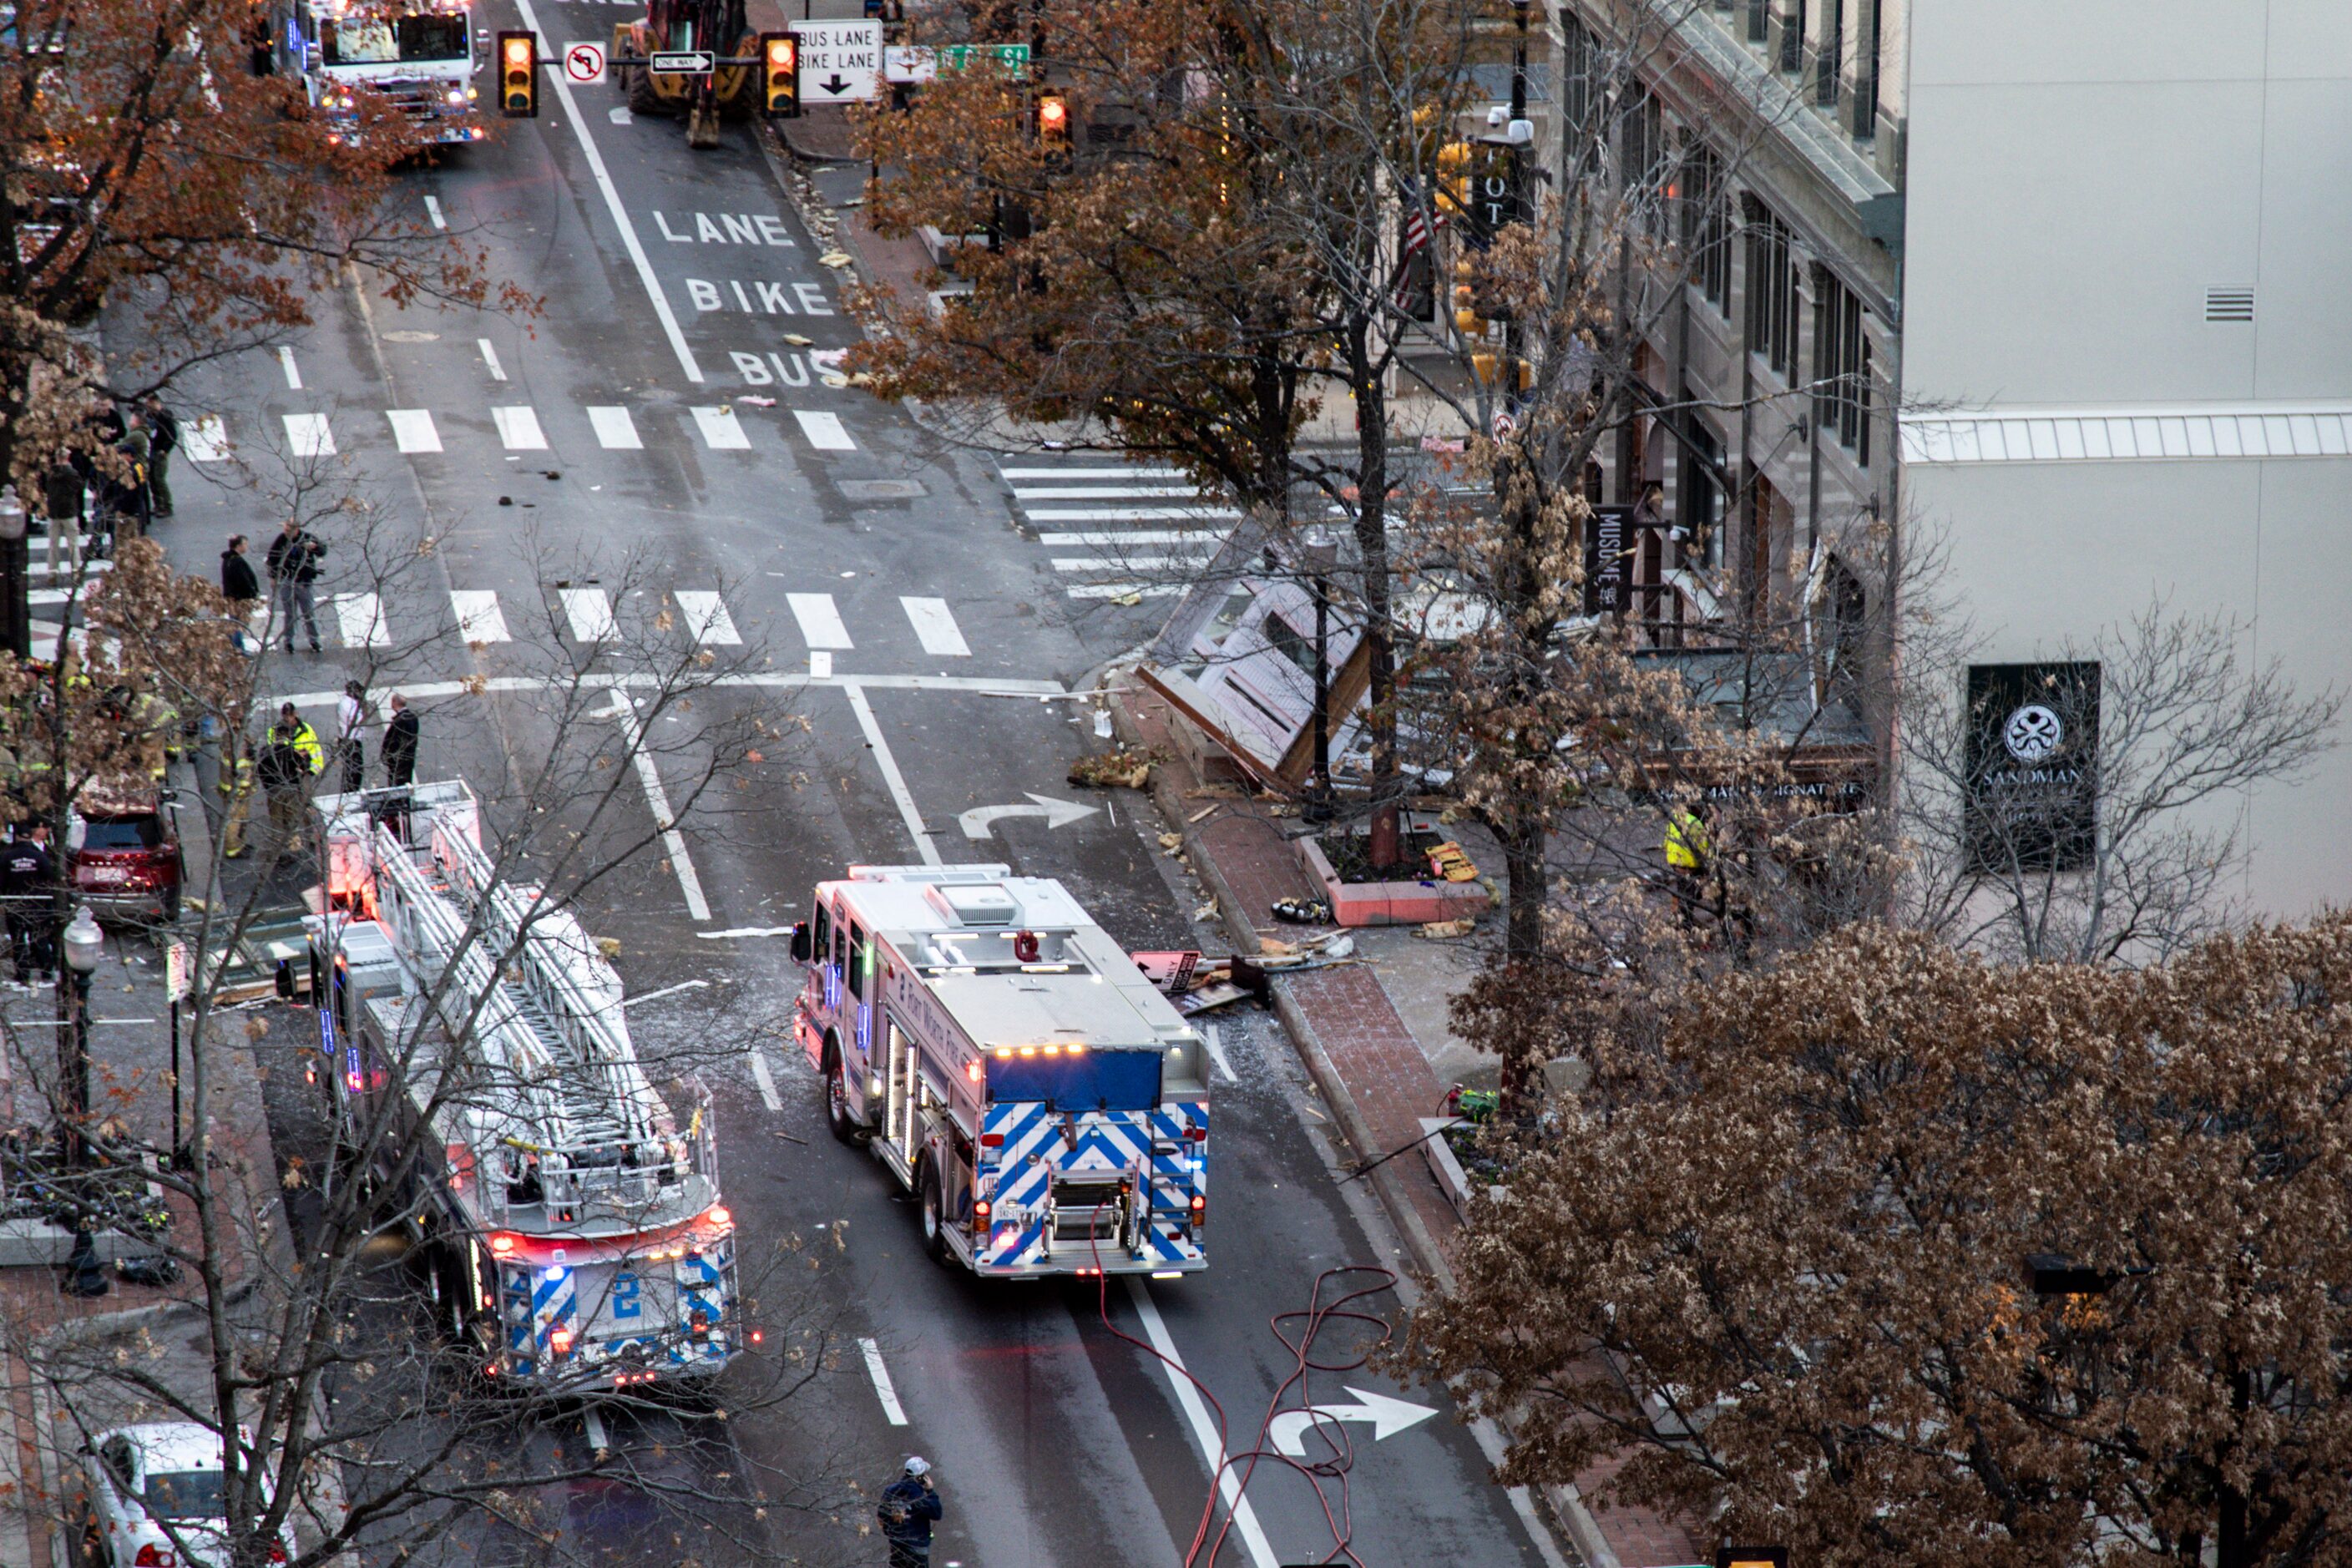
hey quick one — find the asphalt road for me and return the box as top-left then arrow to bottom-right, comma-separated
134,50 -> 1560,1568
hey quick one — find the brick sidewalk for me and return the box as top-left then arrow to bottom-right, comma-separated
1113,683 -> 1700,1568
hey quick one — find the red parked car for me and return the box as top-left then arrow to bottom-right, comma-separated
68,789 -> 185,926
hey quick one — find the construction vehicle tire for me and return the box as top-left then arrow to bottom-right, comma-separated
628,65 -> 665,117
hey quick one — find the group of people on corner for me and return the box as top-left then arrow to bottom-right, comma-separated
219,517 -> 325,655
229,687 -> 418,858
33,396 -> 181,559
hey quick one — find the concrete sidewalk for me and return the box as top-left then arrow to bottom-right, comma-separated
1110,682 -> 1702,1568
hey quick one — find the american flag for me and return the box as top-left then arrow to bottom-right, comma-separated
1400,177 -> 1444,258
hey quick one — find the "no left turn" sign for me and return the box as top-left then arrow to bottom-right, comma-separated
562,40 -> 605,85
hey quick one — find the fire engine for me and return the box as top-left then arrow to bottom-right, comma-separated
270,0 -> 486,146
792,864 -> 1210,1278
308,780 -> 741,1392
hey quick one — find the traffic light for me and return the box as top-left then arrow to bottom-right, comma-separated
1034,89 -> 1070,153
1453,255 -> 1483,338
761,32 -> 799,118
498,30 -> 536,118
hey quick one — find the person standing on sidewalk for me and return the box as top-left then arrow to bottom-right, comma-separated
382,692 -> 418,787
265,518 -> 323,653
876,1458 -> 942,1568
334,680 -> 367,794
142,397 -> 179,518
220,534 -> 260,652
1,822 -> 56,986
109,409 -> 151,546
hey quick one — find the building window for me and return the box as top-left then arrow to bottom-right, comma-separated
1748,0 -> 1768,44
1743,200 -> 1799,380
1680,405 -> 1725,569
1563,13 -> 1602,150
1850,0 -> 1882,138
1620,85 -> 1666,235
1682,144 -> 1731,311
1780,0 -> 1807,73
1816,0 -> 1842,106
1814,269 -> 1871,466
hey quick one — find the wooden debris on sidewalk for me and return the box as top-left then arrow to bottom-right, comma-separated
1070,748 -> 1153,789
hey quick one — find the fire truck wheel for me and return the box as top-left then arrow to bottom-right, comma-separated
825,1045 -> 859,1145
918,1164 -> 947,1263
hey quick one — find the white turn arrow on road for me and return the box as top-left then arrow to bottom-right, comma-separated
1267,1387 -> 1439,1457
959,792 -> 1100,839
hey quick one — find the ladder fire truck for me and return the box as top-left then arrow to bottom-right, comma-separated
309,780 -> 741,1392
792,864 -> 1210,1278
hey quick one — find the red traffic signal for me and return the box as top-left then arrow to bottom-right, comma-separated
1034,89 -> 1070,150
498,30 -> 537,118
761,32 -> 799,118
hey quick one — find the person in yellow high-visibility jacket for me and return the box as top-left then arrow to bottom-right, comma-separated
1664,803 -> 1711,874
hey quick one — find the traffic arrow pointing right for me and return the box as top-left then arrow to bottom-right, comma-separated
957,792 -> 1101,839
820,72 -> 852,94
1267,1387 -> 1440,1457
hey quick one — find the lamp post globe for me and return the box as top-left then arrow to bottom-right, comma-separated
0,485 -> 26,543
62,907 -> 102,976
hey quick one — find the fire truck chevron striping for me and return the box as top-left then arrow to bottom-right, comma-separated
309,780 -> 740,1391
792,864 -> 1209,1278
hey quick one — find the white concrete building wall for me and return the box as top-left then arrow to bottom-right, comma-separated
1900,0 -> 2352,916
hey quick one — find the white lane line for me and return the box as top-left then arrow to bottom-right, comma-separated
623,979 -> 711,1008
690,406 -> 750,450
560,587 -> 615,643
857,1338 -> 909,1426
1203,1022 -> 1237,1084
478,338 -> 507,381
513,0 -> 704,384
1053,554 -> 1216,573
183,417 -> 230,463
749,1044 -> 782,1111
1070,584 -> 1185,600
843,682 -> 942,867
596,691 -> 711,922
1014,485 -> 1199,500
1123,1277 -> 1280,1568
493,405 -> 549,450
333,592 -> 390,647
386,408 -> 442,453
423,194 -> 447,230
581,1406 -> 609,1452
785,593 -> 852,650
1038,530 -> 1231,547
999,467 -> 1186,478
674,590 -> 741,645
276,346 -> 301,389
898,597 -> 969,658
695,925 -> 799,939
1024,508 -> 1242,522
809,650 -> 832,679
792,409 -> 856,451
282,413 -> 334,457
586,405 -> 641,449
450,589 -> 511,645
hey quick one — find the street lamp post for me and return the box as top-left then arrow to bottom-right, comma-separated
59,906 -> 106,1297
0,483 -> 28,661
1300,525 -> 1341,827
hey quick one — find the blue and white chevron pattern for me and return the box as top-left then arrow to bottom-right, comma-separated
974,1100 -> 1207,1270
675,1242 -> 733,1363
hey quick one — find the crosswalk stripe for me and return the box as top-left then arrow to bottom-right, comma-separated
450,589 -> 511,644
674,590 -> 741,645
999,467 -> 1186,479
560,587 -> 615,642
1022,507 -> 1241,522
492,406 -> 549,450
386,409 -> 442,453
587,406 -> 642,449
786,593 -> 853,650
691,407 -> 750,450
1013,485 -> 1199,500
333,592 -> 391,647
184,417 -> 230,463
283,413 -> 334,458
1037,530 -> 1232,546
1069,584 -> 1186,599
1052,554 -> 1214,573
793,410 -> 857,451
899,597 -> 970,658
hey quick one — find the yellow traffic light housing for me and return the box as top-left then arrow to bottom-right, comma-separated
498,30 -> 536,119
761,32 -> 799,118
1035,90 -> 1071,152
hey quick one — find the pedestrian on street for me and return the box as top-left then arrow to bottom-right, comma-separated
221,534 -> 261,652
876,1457 -> 942,1568
382,692 -> 418,787
39,454 -> 83,544
108,409 -> 151,544
335,680 -> 367,794
265,518 -> 324,653
257,706 -> 319,856
142,397 -> 179,518
1,822 -> 56,987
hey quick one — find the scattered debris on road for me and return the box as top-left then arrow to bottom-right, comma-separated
1070,749 -> 1153,789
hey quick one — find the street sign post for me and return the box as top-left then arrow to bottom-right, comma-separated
789,19 -> 880,102
938,42 -> 1028,73
562,40 -> 606,85
650,49 -> 715,73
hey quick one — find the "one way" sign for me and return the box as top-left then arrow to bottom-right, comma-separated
790,19 -> 880,102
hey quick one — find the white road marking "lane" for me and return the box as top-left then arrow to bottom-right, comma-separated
594,692 -> 712,921
857,1338 -> 908,1425
843,682 -> 942,867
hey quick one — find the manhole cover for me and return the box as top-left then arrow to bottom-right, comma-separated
836,479 -> 926,502
380,330 -> 439,343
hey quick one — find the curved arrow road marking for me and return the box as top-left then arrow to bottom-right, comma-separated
958,792 -> 1100,839
1267,1387 -> 1439,1457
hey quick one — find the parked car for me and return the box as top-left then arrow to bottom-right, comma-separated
67,788 -> 184,925
77,1423 -> 296,1567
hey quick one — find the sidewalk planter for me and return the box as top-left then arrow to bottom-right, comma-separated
1297,834 -> 1490,928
